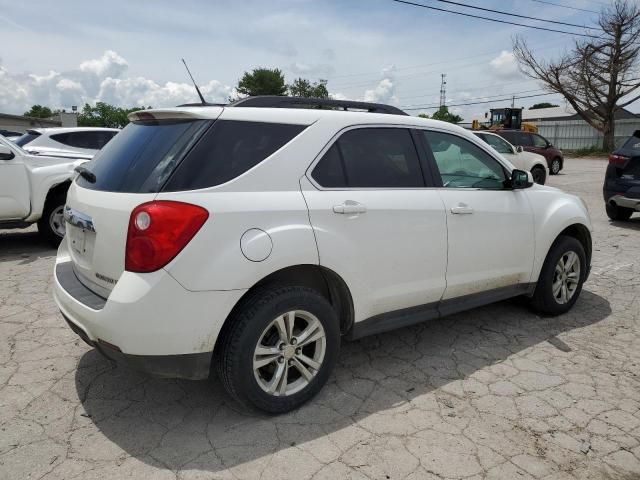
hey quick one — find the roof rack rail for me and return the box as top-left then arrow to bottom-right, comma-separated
229,96 -> 408,116
176,102 -> 227,107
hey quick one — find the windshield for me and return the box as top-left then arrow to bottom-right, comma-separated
0,135 -> 25,156
14,132 -> 41,147
479,133 -> 513,154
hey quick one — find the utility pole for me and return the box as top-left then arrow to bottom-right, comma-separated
511,95 -> 515,108
439,74 -> 447,108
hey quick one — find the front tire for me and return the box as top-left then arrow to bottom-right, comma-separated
531,165 -> 546,185
550,157 -> 562,175
606,203 -> 633,221
530,235 -> 586,316
38,194 -> 66,247
216,286 -> 340,414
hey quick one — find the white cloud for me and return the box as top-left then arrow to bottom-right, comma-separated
79,50 -> 128,78
489,51 -> 521,79
363,66 -> 398,105
0,50 -> 234,113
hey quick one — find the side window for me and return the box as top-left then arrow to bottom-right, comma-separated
422,131 -> 506,189
164,120 -> 306,191
311,144 -> 347,188
517,132 -> 534,147
532,134 -> 548,148
312,128 -> 423,188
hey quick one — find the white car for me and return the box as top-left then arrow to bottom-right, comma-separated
0,135 -> 85,244
53,97 -> 592,413
473,131 -> 548,185
14,127 -> 119,160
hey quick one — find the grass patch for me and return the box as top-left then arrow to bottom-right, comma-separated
571,145 -> 608,156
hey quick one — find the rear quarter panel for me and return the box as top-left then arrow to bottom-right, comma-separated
157,189 -> 319,291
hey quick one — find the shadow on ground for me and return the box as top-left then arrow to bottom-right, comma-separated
609,216 -> 640,231
0,229 -> 56,263
73,289 -> 611,472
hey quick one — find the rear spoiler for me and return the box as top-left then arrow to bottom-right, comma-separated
128,107 -> 223,122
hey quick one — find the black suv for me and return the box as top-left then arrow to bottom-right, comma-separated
604,131 -> 640,221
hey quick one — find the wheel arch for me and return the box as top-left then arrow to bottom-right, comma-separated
533,220 -> 592,285
213,264 -> 354,354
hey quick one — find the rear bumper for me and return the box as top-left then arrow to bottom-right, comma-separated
61,313 -> 212,379
53,244 -> 246,380
608,194 -> 640,211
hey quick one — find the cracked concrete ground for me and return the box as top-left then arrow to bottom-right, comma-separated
1,157 -> 639,480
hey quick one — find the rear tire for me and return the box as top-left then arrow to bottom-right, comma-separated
550,157 -> 562,175
38,194 -> 66,247
531,165 -> 546,185
216,285 -> 340,414
606,203 -> 633,221
530,235 -> 586,316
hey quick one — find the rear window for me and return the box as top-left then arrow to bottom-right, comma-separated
163,120 -> 306,191
77,120 -> 211,193
622,135 -> 640,152
14,132 -> 41,147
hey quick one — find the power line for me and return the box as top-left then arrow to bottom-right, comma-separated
388,0 -> 600,38
400,88 -> 547,107
402,92 -> 556,111
430,0 -> 593,29
530,0 -> 599,14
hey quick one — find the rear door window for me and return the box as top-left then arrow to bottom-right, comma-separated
51,131 -> 116,150
164,120 -> 306,191
311,128 -> 423,188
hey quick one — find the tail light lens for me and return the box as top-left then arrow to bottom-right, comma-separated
609,154 -> 629,165
125,201 -> 209,273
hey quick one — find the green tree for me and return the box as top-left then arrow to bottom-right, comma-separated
529,102 -> 559,110
24,105 -> 54,118
236,68 -> 287,97
430,106 -> 462,124
288,78 -> 330,98
77,102 -> 147,128
417,113 -> 430,119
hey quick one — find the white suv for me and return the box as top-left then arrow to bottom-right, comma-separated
15,127 -> 119,160
53,97 -> 592,413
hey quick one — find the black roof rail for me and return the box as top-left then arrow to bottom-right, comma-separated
176,102 -> 227,107
228,96 -> 408,116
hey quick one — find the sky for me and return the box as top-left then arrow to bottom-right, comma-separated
0,0 -> 623,121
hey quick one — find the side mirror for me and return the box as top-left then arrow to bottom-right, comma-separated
0,144 -> 15,160
516,145 -> 524,153
510,169 -> 533,189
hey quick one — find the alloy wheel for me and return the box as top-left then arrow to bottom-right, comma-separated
552,251 -> 580,304
49,205 -> 66,238
253,310 -> 326,396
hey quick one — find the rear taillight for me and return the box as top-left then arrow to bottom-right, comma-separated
609,154 -> 629,165
125,201 -> 209,273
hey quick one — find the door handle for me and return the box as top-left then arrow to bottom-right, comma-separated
333,201 -> 367,215
450,203 -> 474,215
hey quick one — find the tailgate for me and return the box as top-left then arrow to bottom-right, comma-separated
64,184 -> 156,297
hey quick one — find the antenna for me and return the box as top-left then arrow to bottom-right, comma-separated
181,58 -> 207,105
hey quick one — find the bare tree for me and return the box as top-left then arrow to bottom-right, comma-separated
513,0 -> 640,151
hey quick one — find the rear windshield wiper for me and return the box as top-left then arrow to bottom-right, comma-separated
75,165 -> 96,183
